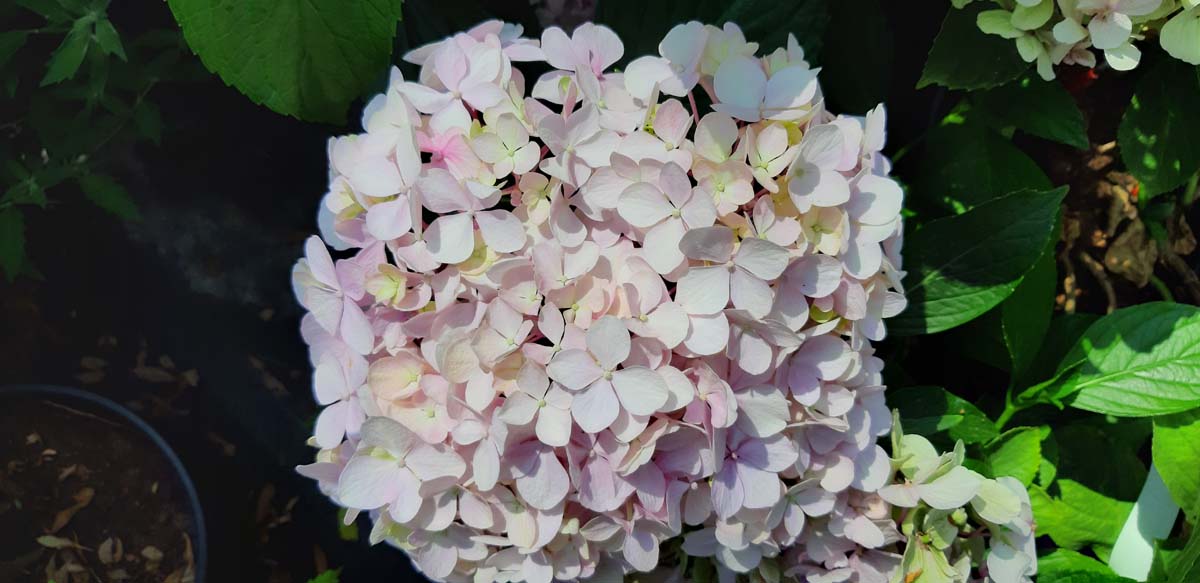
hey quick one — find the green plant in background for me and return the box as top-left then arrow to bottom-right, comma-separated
888,7 -> 1200,582
0,0 -> 192,280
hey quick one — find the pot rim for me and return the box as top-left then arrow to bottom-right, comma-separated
0,384 -> 208,582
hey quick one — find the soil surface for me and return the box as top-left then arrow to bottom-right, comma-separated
0,396 -> 197,582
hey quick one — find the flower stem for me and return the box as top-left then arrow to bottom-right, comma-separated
687,90 -> 700,126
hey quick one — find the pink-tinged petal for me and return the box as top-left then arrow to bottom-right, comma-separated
459,489 -> 494,529
516,446 -> 570,510
786,255 -> 843,298
714,56 -> 767,121
365,197 -> 413,241
742,434 -> 799,473
475,209 -> 526,253
425,212 -> 476,264
618,181 -> 674,228
571,379 -> 620,433
540,26 -> 580,71
522,551 -> 555,583
680,191 -> 718,229
406,444 -> 467,482
535,403 -> 573,447
417,168 -> 475,213
844,514 -> 885,549
657,365 -> 696,411
629,463 -> 667,511
764,65 -> 819,118
388,469 -> 425,522
676,266 -> 731,315
732,328 -> 773,375
684,484 -> 714,525
304,236 -> 339,288
314,401 -> 348,448
843,235 -> 883,279
679,225 -> 735,262
473,442 -> 500,491
582,167 -> 629,211
499,393 -> 540,425
682,527 -> 719,556
641,219 -> 687,275
730,268 -> 775,319
683,312 -> 730,356
398,82 -> 453,113
549,197 -> 587,247
586,316 -> 632,370
695,112 -> 738,162
648,301 -> 689,349
623,528 -> 660,573
851,175 -> 904,225
819,454 -> 855,493
538,303 -> 566,344
733,385 -> 789,438
546,349 -> 603,390
339,299 -> 375,355
734,238 -> 789,280
611,366 -> 669,415
416,538 -> 458,579
795,335 -> 853,379
711,463 -> 745,519
313,357 -> 346,405
562,242 -> 600,280
578,459 -> 629,512
303,287 -> 343,335
738,463 -> 782,509
851,445 -> 892,492
360,416 -> 419,456
338,456 -> 403,510
1089,12 -> 1132,49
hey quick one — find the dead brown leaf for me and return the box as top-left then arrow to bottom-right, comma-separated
1104,218 -> 1158,288
50,487 -> 95,532
132,365 -> 175,384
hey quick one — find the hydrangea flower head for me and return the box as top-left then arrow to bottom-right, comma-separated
293,18 -> 1029,583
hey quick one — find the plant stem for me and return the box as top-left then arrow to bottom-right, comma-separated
995,397 -> 1017,431
1149,274 -> 1175,303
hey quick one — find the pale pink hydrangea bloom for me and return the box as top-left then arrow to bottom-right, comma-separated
291,18 -> 1014,583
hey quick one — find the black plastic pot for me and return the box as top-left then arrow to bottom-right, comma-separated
0,385 -> 207,582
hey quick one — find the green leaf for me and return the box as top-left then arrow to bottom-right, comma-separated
0,30 -> 29,70
307,569 -> 341,583
1169,520 -> 1200,583
1001,233 -> 1058,379
985,426 -> 1044,486
974,75 -> 1089,149
1055,302 -> 1200,416
1037,571 -> 1138,583
917,4 -> 1029,90
1031,479 -> 1132,550
888,385 -> 998,445
167,0 -> 404,123
819,0 -> 891,114
3,177 -> 47,208
77,174 -> 140,220
1118,58 -> 1200,200
41,18 -> 92,86
1038,549 -> 1113,576
0,208 -> 26,281
93,18 -> 127,61
1153,408 -> 1200,521
1053,421 -> 1148,501
890,187 -> 1067,336
133,102 -> 162,145
336,508 -> 358,541
1020,313 -> 1100,394
906,121 -> 1051,215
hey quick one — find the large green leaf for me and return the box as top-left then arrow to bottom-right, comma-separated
1053,303 -> 1200,416
0,208 -> 24,281
0,30 -> 28,70
1001,232 -> 1058,379
1038,572 -> 1138,583
1169,520 -> 1200,583
1052,422 -> 1148,501
1031,480 -> 1132,550
1019,313 -> 1099,392
1153,408 -> 1200,521
78,174 -> 140,221
974,75 -> 1089,149
887,385 -> 997,445
167,0 -> 404,123
985,426 -> 1044,486
1118,58 -> 1200,200
907,121 -> 1051,215
41,17 -> 92,86
890,187 -> 1067,336
1038,549 -> 1113,576
917,4 -> 1029,90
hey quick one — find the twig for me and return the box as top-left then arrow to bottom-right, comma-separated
41,400 -> 123,428
1159,241 -> 1200,304
1077,251 -> 1117,314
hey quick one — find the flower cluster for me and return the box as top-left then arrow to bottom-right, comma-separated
290,18 -> 1025,583
880,419 -> 1037,583
961,0 -> 1200,78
